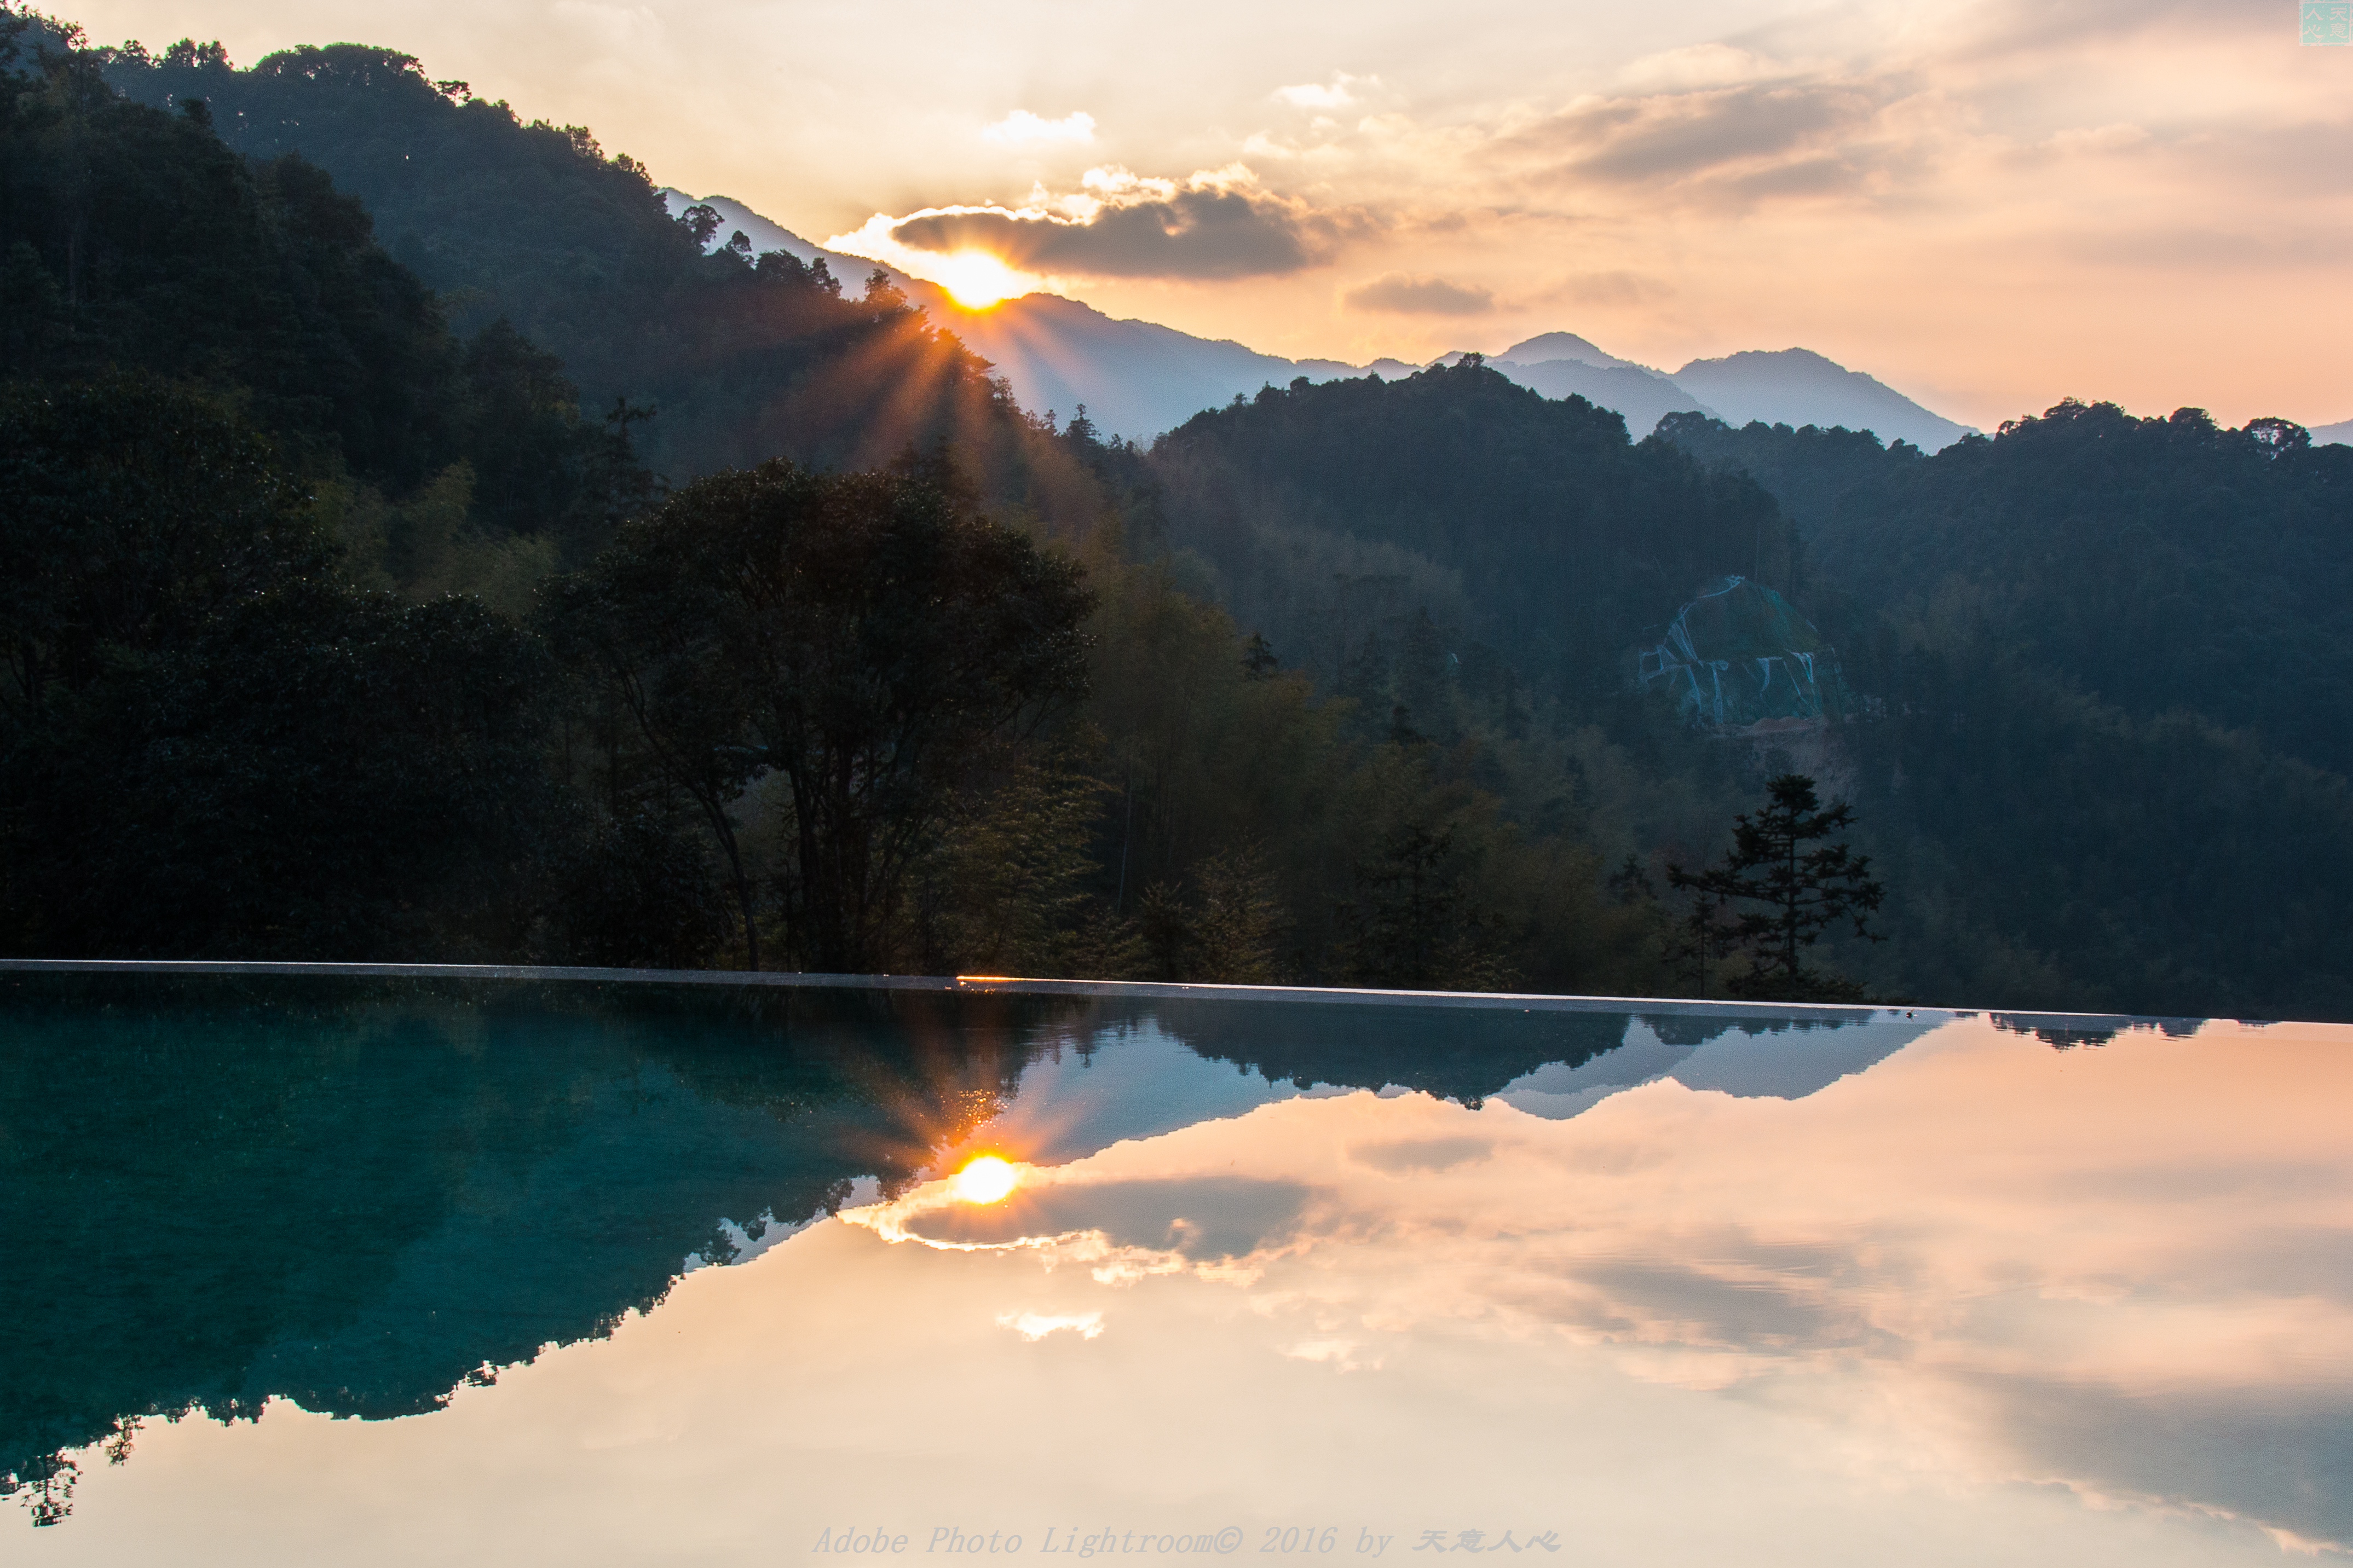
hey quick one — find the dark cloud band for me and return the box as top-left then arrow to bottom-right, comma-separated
890,188 -> 1349,280
1342,273 -> 1495,315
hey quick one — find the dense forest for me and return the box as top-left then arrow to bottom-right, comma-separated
3,6 -> 2349,1019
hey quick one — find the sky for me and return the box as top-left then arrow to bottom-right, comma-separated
54,0 -> 2353,428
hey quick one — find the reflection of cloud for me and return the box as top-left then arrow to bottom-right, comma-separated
1349,1135 -> 1492,1172
856,1015 -> 2353,1553
1544,1256 -> 1862,1350
983,110 -> 1096,146
1341,273 -> 1495,315
851,1172 -> 1319,1279
1969,1374 -> 2353,1548
997,1309 -> 1104,1340
1280,1338 -> 1373,1370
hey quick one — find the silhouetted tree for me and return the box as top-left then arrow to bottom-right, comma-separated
0,380 -> 562,958
1661,883 -> 1737,1000
548,454 -> 1094,973
1331,821 -> 1515,991
1668,773 -> 1882,1002
1241,632 -> 1279,680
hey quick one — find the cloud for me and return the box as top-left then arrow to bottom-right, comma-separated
1522,79 -> 1892,188
983,109 -> 1097,146
996,1310 -> 1104,1341
1541,270 -> 1675,308
1274,73 -> 1374,109
1341,273 -> 1495,315
863,169 -> 1365,281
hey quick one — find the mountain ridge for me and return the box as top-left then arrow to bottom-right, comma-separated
661,189 -> 1979,450
1673,348 -> 1970,452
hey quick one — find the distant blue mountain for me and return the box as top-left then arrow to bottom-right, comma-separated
661,191 -> 1977,450
1673,348 -> 1971,452
1486,333 -> 1721,435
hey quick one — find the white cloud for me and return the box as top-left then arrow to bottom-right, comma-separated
983,109 -> 1098,146
997,1310 -> 1105,1341
1274,73 -> 1374,109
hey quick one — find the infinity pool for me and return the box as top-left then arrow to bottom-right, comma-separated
3,967 -> 2346,1564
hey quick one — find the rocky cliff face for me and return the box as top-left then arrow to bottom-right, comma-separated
1636,576 -> 1851,733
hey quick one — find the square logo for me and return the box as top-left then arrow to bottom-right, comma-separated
2304,0 -> 2352,43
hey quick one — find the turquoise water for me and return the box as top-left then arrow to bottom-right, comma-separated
3,971 -> 2346,1564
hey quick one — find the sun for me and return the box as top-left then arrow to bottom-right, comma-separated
951,1154 -> 1019,1205
932,250 -> 1027,309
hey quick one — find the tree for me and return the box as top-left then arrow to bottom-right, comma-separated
1136,846 -> 1287,983
541,529 -> 769,967
1331,821 -> 1516,992
0,377 -> 327,728
1660,882 -> 1737,1000
547,455 -> 1095,973
1668,773 -> 1883,1002
0,381 -> 567,957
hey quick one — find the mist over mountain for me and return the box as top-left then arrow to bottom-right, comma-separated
2313,418 -> 2353,448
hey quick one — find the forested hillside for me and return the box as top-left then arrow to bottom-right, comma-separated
94,38 -> 1093,499
1154,364 -> 1790,709
4,5 -> 2349,1020
1656,407 -> 2353,1019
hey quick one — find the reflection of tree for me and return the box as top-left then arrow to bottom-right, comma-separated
0,974 -> 1083,1525
1143,998 -> 1633,1107
1989,1014 -> 2198,1049
1138,997 -> 1881,1105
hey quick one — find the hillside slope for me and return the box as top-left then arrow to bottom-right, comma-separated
1150,361 -> 1789,702
99,45 -> 1106,518
660,190 -> 1420,439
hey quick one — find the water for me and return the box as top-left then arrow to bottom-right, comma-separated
3,969 -> 2347,1564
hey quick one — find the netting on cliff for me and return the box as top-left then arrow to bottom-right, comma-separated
1635,576 -> 1852,731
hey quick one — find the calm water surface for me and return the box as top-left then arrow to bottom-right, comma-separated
3,974 -> 2348,1565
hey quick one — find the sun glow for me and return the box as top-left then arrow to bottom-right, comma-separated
932,250 -> 1028,309
951,1155 -> 1020,1205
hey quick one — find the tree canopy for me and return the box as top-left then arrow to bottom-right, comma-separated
546,456 -> 1095,973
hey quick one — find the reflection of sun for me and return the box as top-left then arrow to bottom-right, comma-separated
933,250 -> 1026,309
951,1155 -> 1019,1205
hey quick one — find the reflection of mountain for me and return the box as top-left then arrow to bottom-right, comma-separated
981,1019 -> 1313,1165
2,973 -> 1934,1528
1493,1011 -> 1940,1120
0,974 -> 1072,1522
1139,996 -> 1933,1112
1145,997 -> 1635,1106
